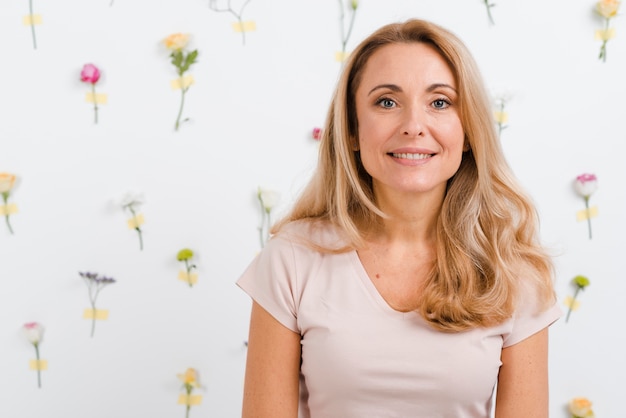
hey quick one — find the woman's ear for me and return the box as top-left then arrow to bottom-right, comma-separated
352,137 -> 360,151
463,137 -> 470,152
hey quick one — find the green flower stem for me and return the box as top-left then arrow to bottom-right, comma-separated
2,194 -> 13,234
34,343 -> 41,388
185,385 -> 192,418
90,302 -> 98,337
175,75 -> 188,131
91,83 -> 99,124
599,18 -> 610,62
565,286 -> 581,323
128,205 -> 144,250
29,0 -> 37,49
338,0 -> 357,56
483,0 -> 495,25
184,260 -> 193,287
584,197 -> 592,240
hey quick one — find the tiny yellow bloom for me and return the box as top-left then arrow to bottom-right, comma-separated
177,368 -> 200,388
597,0 -> 621,19
163,33 -> 190,51
0,173 -> 16,194
177,248 -> 194,262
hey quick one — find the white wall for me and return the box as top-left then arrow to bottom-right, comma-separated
1,0 -> 624,417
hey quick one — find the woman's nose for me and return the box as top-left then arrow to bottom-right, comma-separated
401,107 -> 425,137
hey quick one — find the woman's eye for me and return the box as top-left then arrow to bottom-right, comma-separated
376,98 -> 396,108
432,99 -> 450,109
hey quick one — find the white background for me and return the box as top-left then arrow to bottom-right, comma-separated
0,0 -> 624,417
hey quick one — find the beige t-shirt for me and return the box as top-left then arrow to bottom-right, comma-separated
237,221 -> 562,418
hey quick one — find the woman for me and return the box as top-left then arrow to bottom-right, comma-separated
238,19 -> 560,417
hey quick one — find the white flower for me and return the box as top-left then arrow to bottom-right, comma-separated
119,192 -> 145,209
258,188 -> 280,212
574,174 -> 598,198
23,322 -> 44,345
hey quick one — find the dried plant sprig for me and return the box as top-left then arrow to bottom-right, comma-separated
80,271 -> 116,337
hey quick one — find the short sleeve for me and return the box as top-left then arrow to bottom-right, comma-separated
236,235 -> 300,333
502,289 -> 562,347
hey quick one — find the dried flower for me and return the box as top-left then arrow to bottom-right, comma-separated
177,248 -> 197,287
0,172 -> 17,234
209,0 -> 255,45
565,275 -> 590,323
574,173 -> 598,239
177,368 -> 201,418
569,397 -> 595,417
163,33 -> 198,131
257,187 -> 280,248
80,63 -> 102,124
80,272 -> 116,337
119,192 -> 145,250
23,322 -> 44,388
595,0 -> 621,62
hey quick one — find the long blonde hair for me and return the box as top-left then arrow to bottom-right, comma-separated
273,19 -> 555,331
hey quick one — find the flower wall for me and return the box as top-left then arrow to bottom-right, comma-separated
1,0 -> 624,417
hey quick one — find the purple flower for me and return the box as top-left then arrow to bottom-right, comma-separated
79,271 -> 116,337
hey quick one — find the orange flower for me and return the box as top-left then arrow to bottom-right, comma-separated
569,397 -> 595,417
597,0 -> 620,18
163,33 -> 189,51
0,173 -> 16,194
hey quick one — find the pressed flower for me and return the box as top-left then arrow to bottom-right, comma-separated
574,173 -> 598,239
119,192 -> 145,250
569,396 -> 595,417
23,322 -> 44,388
177,368 -> 201,418
80,271 -> 116,337
208,0 -> 255,45
257,187 -> 280,248
80,63 -> 102,124
595,0 -> 621,62
177,248 -> 197,287
163,33 -> 198,131
0,172 -> 17,234
565,275 -> 590,323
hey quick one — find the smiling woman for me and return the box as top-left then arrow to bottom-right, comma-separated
237,18 -> 560,418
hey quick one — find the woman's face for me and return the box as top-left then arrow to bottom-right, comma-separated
354,42 -> 465,202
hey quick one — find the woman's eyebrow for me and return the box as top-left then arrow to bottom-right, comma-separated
368,82 -> 457,96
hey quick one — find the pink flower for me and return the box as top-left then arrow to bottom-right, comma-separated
80,64 -> 101,84
23,322 -> 44,388
80,63 -> 102,124
574,173 -> 598,240
312,127 -> 322,140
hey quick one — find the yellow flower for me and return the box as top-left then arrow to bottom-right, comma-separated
0,173 -> 16,194
163,33 -> 190,51
177,368 -> 200,389
597,0 -> 620,18
569,397 -> 595,418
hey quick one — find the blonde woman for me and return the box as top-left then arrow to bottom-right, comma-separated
238,18 -> 560,418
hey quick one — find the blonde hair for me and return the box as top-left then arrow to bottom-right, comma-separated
273,19 -> 555,331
